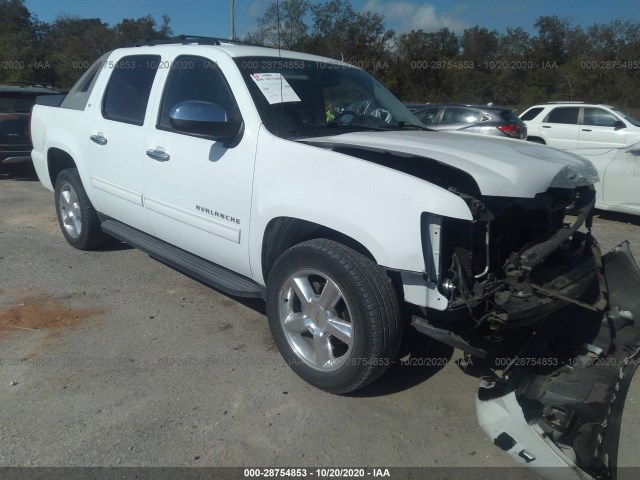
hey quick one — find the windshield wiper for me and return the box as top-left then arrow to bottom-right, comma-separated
326,121 -> 388,132
378,121 -> 433,131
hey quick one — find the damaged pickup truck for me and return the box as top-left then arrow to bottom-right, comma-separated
30,36 -> 640,479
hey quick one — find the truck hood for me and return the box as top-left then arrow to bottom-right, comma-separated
300,131 -> 599,198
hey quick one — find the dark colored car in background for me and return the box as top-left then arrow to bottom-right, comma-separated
414,103 -> 527,139
1,84 -> 62,163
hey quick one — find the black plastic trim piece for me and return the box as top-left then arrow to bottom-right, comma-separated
411,316 -> 487,358
101,219 -> 263,298
518,189 -> 595,272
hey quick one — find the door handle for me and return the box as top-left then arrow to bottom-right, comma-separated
146,149 -> 170,162
542,125 -> 551,128
582,129 -> 592,132
90,134 -> 107,145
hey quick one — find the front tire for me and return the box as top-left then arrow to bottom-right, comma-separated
266,239 -> 402,394
54,168 -> 112,250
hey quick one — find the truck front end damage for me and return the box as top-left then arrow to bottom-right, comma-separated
476,242 -> 640,479
410,159 -> 640,478
301,132 -> 638,476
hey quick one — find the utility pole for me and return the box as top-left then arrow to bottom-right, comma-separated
230,0 -> 236,40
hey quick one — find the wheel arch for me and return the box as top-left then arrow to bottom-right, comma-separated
261,217 -> 377,283
527,136 -> 546,145
48,148 -> 78,186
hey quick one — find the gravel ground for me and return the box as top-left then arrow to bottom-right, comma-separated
0,161 -> 638,477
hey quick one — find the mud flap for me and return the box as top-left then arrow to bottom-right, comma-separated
477,242 -> 640,480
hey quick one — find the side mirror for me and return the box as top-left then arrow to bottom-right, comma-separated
169,100 -> 241,146
613,120 -> 626,130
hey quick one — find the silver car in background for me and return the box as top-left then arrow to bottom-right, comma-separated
414,103 -> 527,139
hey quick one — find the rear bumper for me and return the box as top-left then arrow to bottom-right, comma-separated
0,147 -> 31,163
477,242 -> 640,479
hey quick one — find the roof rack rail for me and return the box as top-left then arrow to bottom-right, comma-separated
128,34 -> 261,48
0,81 -> 56,89
546,101 -> 584,104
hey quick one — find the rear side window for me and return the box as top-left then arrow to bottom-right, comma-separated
500,110 -> 521,123
520,107 -> 543,121
441,107 -> 482,124
102,55 -> 160,125
545,107 -> 579,124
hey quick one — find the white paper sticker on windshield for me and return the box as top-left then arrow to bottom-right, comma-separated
250,73 -> 301,105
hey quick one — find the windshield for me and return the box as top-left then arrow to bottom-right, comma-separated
235,56 -> 425,138
612,108 -> 640,127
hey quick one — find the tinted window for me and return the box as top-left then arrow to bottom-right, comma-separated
520,107 -> 543,121
441,107 -> 482,124
545,107 -> 579,124
417,107 -> 440,125
583,107 -> 617,127
102,55 -> 160,125
0,93 -> 39,113
158,55 -> 242,131
500,110 -> 521,123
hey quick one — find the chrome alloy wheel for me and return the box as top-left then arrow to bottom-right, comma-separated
278,269 -> 354,371
58,182 -> 82,238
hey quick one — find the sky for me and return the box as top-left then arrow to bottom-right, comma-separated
23,0 -> 640,38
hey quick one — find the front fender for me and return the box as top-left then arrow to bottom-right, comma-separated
249,126 -> 472,284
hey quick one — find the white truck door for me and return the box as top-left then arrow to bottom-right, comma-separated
86,53 -> 162,233
579,107 -> 626,148
602,146 -> 640,211
142,54 -> 257,278
540,106 -> 580,149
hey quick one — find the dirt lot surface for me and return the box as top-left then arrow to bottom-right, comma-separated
1,161 -> 638,476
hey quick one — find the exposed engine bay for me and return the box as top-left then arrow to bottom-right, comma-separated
427,184 -> 603,338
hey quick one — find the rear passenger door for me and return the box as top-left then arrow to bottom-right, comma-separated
540,106 -> 580,149
579,107 -> 626,148
87,54 -> 161,233
439,106 -> 482,131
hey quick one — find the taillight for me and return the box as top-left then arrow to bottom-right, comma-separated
497,124 -> 521,138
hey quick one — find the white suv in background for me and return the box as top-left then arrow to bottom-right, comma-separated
520,102 -> 640,149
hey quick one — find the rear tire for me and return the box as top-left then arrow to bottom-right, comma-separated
266,239 -> 402,394
54,168 -> 113,250
527,137 -> 546,145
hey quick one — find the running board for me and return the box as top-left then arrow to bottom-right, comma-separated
101,219 -> 263,298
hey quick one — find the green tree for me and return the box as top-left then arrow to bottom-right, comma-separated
308,0 -> 394,64
0,0 -> 37,83
245,0 -> 310,50
114,14 -> 172,45
395,28 -> 459,102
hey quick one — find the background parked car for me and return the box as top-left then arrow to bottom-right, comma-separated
568,142 -> 640,216
1,84 -> 62,163
413,103 -> 527,139
403,102 -> 430,113
520,102 -> 640,149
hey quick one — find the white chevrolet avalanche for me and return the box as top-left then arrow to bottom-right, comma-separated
30,36 -> 640,479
